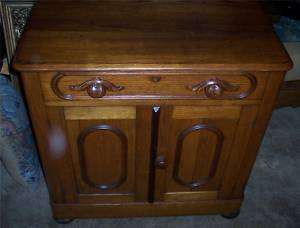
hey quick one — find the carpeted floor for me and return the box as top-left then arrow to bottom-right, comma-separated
1,107 -> 300,228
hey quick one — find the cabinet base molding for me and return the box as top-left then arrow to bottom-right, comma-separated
52,199 -> 242,219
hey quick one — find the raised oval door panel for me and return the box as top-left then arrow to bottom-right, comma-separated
154,105 -> 258,202
65,106 -> 152,204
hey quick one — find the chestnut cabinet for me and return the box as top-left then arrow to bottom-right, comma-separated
14,0 -> 292,222
20,70 -> 288,221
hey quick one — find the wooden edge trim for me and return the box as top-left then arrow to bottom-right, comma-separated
164,191 -> 218,201
64,106 -> 136,120
172,106 -> 241,119
52,199 -> 242,219
46,100 -> 261,107
13,63 -> 293,72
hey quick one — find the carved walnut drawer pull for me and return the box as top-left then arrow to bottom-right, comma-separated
188,78 -> 239,98
51,73 -> 124,100
187,73 -> 257,99
69,78 -> 124,98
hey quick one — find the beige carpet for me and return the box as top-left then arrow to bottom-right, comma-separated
1,107 -> 299,228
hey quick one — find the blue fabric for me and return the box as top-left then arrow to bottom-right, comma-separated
274,16 -> 300,42
0,74 -> 41,185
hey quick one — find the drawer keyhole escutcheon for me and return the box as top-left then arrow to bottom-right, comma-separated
69,77 -> 124,98
151,76 -> 162,83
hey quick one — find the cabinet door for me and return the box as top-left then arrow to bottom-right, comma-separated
154,105 -> 258,202
62,106 -> 152,204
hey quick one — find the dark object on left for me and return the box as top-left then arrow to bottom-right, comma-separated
0,20 -> 6,63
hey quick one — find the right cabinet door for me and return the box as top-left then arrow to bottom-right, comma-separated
154,105 -> 258,202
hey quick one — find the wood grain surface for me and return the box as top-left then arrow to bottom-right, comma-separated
14,0 -> 292,71
15,0 -> 292,220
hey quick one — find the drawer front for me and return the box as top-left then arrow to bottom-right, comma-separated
40,72 -> 267,102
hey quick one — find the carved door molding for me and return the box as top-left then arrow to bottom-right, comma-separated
78,124 -> 128,191
173,123 -> 224,190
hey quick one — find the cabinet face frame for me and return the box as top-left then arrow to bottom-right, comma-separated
20,71 -> 285,218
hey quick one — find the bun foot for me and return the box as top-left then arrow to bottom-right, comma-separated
221,210 -> 240,219
54,219 -> 74,224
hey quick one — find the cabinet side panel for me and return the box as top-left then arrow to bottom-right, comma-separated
21,73 -> 77,203
232,72 -> 285,198
219,105 -> 259,199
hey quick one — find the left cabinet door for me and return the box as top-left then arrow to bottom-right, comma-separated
61,106 -> 152,204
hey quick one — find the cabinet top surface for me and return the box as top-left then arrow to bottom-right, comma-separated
14,0 -> 292,72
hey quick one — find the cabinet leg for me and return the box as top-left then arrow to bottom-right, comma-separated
54,219 -> 74,224
221,210 -> 240,219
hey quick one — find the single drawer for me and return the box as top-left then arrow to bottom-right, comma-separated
40,72 -> 267,102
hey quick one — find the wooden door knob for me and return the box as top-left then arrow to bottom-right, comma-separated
155,155 -> 167,169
